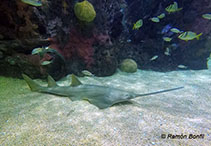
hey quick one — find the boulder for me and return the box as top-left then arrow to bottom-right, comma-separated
120,59 -> 137,73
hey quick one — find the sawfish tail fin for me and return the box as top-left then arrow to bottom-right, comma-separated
135,86 -> 184,97
22,74 -> 43,92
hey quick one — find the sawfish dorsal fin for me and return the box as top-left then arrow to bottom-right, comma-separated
47,75 -> 57,87
71,74 -> 82,87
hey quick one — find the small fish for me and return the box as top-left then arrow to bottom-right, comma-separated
41,60 -> 52,66
62,0 -> 68,15
81,70 -> 94,76
170,28 -> 182,34
127,39 -> 132,43
150,55 -> 158,61
32,46 -> 61,58
202,13 -> 211,20
170,43 -> 178,50
133,19 -> 143,30
163,37 -> 172,42
161,24 -> 172,34
32,47 -> 43,55
164,48 -> 171,56
21,0 -> 42,6
177,65 -> 187,69
157,13 -> 165,19
178,31 -> 203,41
150,17 -> 160,23
165,2 -> 182,13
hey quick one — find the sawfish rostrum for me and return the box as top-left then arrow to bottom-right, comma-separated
22,74 -> 183,109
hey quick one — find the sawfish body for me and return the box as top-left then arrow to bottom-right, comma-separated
35,84 -> 137,108
22,74 -> 183,109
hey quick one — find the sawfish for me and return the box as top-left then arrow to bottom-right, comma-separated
22,74 -> 184,109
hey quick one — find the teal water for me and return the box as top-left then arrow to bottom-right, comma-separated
0,69 -> 211,145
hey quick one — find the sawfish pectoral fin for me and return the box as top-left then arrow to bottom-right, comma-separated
69,95 -> 113,109
87,98 -> 131,109
87,99 -> 113,109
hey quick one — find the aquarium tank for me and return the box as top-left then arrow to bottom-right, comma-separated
0,0 -> 211,145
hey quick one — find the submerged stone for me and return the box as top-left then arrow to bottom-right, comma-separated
120,59 -> 137,73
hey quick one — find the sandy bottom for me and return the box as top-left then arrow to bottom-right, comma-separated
0,69 -> 211,146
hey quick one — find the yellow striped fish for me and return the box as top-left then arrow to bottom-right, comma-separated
202,14 -> 211,20
178,31 -> 202,41
133,19 -> 143,30
165,2 -> 182,13
21,0 -> 42,6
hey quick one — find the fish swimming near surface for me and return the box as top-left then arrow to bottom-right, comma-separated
21,0 -> 42,6
178,31 -> 203,41
22,74 -> 184,109
165,2 -> 182,13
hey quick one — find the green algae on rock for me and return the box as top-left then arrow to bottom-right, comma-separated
120,59 -> 138,73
